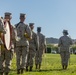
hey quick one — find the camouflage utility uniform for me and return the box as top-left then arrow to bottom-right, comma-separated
0,12 -> 15,75
58,30 -> 72,69
26,23 -> 39,71
15,13 -> 32,74
35,27 -> 46,70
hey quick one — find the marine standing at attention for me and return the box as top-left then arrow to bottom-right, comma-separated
58,30 -> 72,70
15,13 -> 32,74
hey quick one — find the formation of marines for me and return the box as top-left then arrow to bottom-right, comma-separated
0,12 -> 46,75
0,12 -> 73,75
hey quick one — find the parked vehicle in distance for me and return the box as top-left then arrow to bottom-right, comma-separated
51,50 -> 56,54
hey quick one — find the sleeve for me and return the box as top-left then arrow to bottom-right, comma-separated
34,33 -> 39,50
11,25 -> 17,42
11,25 -> 17,50
0,19 -> 6,34
25,25 -> 32,40
44,36 -> 46,46
43,36 -> 47,52
0,19 -> 6,45
69,38 -> 73,45
58,37 -> 62,47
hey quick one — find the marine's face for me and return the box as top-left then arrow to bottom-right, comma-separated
63,32 -> 67,36
4,15 -> 11,21
37,29 -> 41,32
30,25 -> 34,30
20,17 -> 25,22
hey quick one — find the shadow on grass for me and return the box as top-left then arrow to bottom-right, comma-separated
10,68 -> 66,73
26,68 -> 65,72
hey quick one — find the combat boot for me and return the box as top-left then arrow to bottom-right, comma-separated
0,72 -> 4,75
62,65 -> 65,69
36,64 -> 38,69
17,69 -> 20,74
64,65 -> 67,70
26,66 -> 28,71
5,72 -> 8,75
21,68 -> 24,74
29,66 -> 32,71
39,64 -> 41,70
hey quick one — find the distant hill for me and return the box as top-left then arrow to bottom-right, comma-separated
46,37 -> 76,44
46,37 -> 59,44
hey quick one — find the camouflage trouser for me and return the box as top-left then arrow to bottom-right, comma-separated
26,49 -> 35,67
15,46 -> 28,70
60,51 -> 70,66
0,48 -> 13,73
35,49 -> 43,65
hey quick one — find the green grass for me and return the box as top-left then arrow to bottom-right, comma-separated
9,54 -> 76,75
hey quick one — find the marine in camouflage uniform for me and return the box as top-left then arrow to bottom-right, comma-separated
35,27 -> 46,70
0,12 -> 16,75
26,23 -> 39,71
58,30 -> 72,70
15,13 -> 32,74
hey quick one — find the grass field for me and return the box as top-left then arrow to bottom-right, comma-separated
9,54 -> 76,75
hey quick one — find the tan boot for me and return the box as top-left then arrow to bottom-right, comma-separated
21,68 -> 24,74
17,69 -> 20,74
29,66 -> 33,71
26,66 -> 28,71
62,65 -> 65,69
65,65 -> 67,70
5,72 -> 8,75
0,72 -> 4,75
36,64 -> 38,69
39,64 -> 41,70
